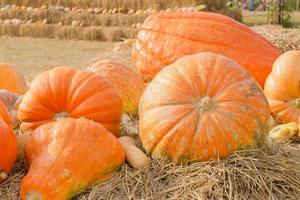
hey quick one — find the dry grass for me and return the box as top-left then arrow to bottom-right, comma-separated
1,25 -> 300,199
252,25 -> 300,51
0,0 -> 196,10
0,24 -> 138,41
0,10 -> 148,27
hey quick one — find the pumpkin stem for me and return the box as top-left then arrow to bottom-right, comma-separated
0,170 -> 8,182
54,112 -> 70,121
26,192 -> 43,200
295,98 -> 300,109
196,96 -> 214,113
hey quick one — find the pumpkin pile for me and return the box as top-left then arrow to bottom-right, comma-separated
1,11 -> 300,200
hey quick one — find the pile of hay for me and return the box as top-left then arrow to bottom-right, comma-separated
1,120 -> 300,200
252,25 -> 300,52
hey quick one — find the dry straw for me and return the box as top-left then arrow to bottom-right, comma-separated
0,10 -> 148,27
0,24 -> 138,41
0,0 -> 196,10
0,123 -> 299,200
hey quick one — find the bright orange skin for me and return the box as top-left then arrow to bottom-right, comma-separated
88,60 -> 145,116
139,53 -> 271,164
0,120 -> 18,180
0,98 -> 12,126
264,50 -> 300,123
21,118 -> 125,200
132,12 -> 281,86
0,63 -> 27,94
18,67 -> 122,137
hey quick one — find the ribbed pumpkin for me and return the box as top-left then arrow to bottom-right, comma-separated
0,63 -> 27,94
132,12 -> 281,86
21,118 -> 125,200
264,50 -> 300,123
18,67 -> 122,137
139,53 -> 271,163
0,120 -> 18,182
87,60 -> 145,116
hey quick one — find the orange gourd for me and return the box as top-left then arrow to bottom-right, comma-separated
264,50 -> 300,123
18,67 -> 122,137
0,63 -> 27,94
87,60 -> 145,116
21,118 -> 125,200
132,12 -> 281,86
139,52 -> 271,163
0,120 -> 18,182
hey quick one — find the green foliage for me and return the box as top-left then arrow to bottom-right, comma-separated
267,0 -> 294,28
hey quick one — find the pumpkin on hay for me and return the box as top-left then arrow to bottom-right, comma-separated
0,63 -> 27,94
18,67 -> 122,137
87,59 -> 145,116
139,52 -> 271,164
0,119 -> 18,182
264,50 -> 300,124
132,12 -> 281,86
21,118 -> 125,200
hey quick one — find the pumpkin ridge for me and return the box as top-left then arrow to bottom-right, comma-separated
151,109 -> 197,154
136,37 -> 168,66
139,29 -> 278,60
143,13 -> 279,52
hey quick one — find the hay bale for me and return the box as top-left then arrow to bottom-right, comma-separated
19,24 -> 55,38
55,25 -> 83,40
0,24 -> 19,36
82,26 -> 106,41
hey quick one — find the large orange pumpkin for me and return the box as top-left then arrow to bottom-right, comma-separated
132,12 -> 281,86
264,50 -> 300,123
0,120 -> 18,182
18,67 -> 122,137
87,60 -> 145,116
21,118 -> 125,200
0,63 -> 27,94
139,53 -> 271,163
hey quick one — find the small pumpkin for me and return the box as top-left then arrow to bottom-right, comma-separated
264,50 -> 300,123
87,60 -> 145,116
18,67 -> 122,137
268,122 -> 298,144
21,118 -> 125,200
0,120 -> 18,182
139,52 -> 271,163
132,12 -> 281,86
0,63 -> 27,94
118,136 -> 150,169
